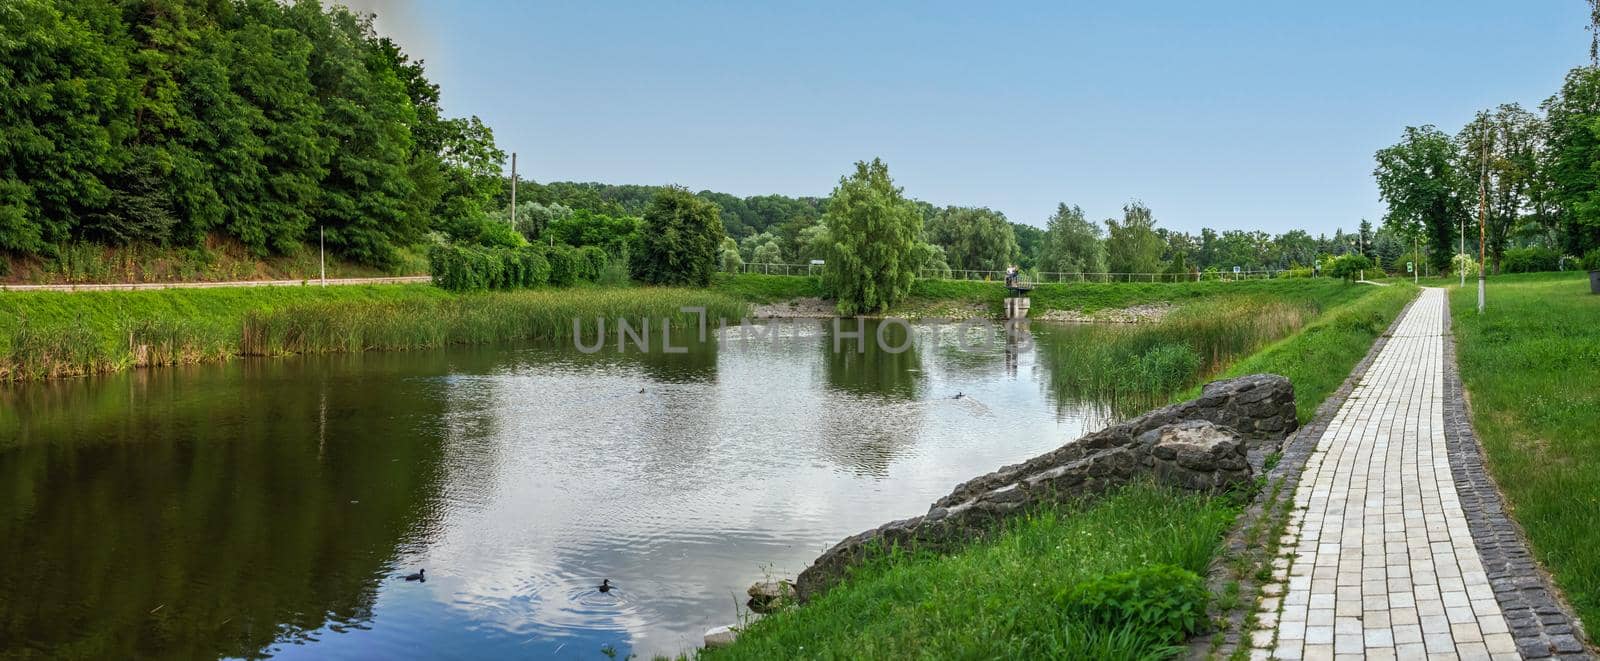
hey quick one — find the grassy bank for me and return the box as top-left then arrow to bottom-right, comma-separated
1448,272 -> 1600,626
1181,282 -> 1417,423
703,485 -> 1240,660
1,236 -> 428,286
0,285 -> 746,381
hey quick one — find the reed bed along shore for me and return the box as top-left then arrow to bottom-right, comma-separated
0,285 -> 747,382
1038,280 -> 1405,410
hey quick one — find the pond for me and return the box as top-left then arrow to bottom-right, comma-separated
0,319 -> 1142,659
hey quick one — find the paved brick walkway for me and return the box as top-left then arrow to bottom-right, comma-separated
1261,288 -> 1518,660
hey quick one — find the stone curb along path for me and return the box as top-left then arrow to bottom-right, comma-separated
1254,288 -> 1589,661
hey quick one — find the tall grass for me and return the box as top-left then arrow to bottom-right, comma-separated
1,286 -> 746,381
240,288 -> 747,355
703,484 -> 1240,660
1041,296 -> 1314,402
1185,283 -> 1416,423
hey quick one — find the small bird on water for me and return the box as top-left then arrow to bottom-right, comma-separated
404,569 -> 426,582
952,392 -> 964,399
598,579 -> 614,593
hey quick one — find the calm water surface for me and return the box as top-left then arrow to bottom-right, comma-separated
0,320 -> 1130,659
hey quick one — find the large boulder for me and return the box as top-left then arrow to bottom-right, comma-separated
1147,419 -> 1251,492
792,374 -> 1294,602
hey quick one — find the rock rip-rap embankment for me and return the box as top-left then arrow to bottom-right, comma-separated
794,374 -> 1297,602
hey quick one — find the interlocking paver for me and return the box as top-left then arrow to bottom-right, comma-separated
1264,289 -> 1514,659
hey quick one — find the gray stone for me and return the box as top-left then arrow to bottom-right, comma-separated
746,580 -> 796,614
704,624 -> 738,648
793,374 -> 1294,602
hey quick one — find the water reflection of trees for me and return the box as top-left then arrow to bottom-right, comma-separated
814,320 -> 926,476
821,320 -> 923,400
0,357 -> 451,659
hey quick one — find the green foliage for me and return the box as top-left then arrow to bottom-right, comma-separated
821,159 -> 923,315
1543,68 -> 1600,256
924,206 -> 1019,271
1105,202 -> 1165,274
1500,246 -> 1561,273
427,243 -> 558,292
1060,564 -> 1209,647
632,186 -> 724,286
0,0 -> 500,268
718,237 -> 744,272
1374,125 -> 1467,273
1327,253 -> 1375,281
545,209 -> 640,255
1583,248 -> 1600,272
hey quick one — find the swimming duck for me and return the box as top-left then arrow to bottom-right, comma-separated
598,579 -> 614,593
952,392 -> 964,399
404,569 -> 425,582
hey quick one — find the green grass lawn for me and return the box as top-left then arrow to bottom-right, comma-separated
701,485 -> 1240,660
1449,271 -> 1600,626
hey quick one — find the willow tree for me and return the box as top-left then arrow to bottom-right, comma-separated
821,159 -> 922,315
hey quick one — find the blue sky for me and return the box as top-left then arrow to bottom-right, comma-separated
362,1 -> 1584,235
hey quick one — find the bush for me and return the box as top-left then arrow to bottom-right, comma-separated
547,244 -> 576,287
1500,246 -> 1560,274
429,243 -> 556,292
1059,564 -> 1208,646
1449,253 -> 1481,278
1582,249 -> 1600,272
1326,253 -> 1373,281
1280,266 -> 1315,279
575,245 -> 607,282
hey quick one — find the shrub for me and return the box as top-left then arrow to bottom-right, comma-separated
1500,246 -> 1560,274
633,186 -> 725,286
1280,266 -> 1315,279
1326,253 -> 1373,281
1582,249 -> 1600,272
575,245 -> 607,282
547,244 -> 577,287
1060,564 -> 1208,646
429,243 -> 556,292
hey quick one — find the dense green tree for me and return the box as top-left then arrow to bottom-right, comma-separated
1010,222 -> 1044,269
1273,230 -> 1319,268
924,206 -> 1019,272
632,186 -> 724,286
719,237 -> 744,272
1036,203 -> 1105,274
821,159 -> 922,315
544,210 -> 640,256
1104,202 -> 1164,274
1542,67 -> 1600,255
1374,125 -> 1467,272
0,0 -> 132,253
1357,219 -> 1374,258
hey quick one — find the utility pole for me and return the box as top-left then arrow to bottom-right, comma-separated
510,152 -> 518,228
319,225 -> 326,287
1414,236 -> 1419,284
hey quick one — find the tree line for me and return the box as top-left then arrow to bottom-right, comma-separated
1,0 -> 505,270
1372,4 -> 1600,275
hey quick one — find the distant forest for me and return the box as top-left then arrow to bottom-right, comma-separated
6,0 -> 1595,281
